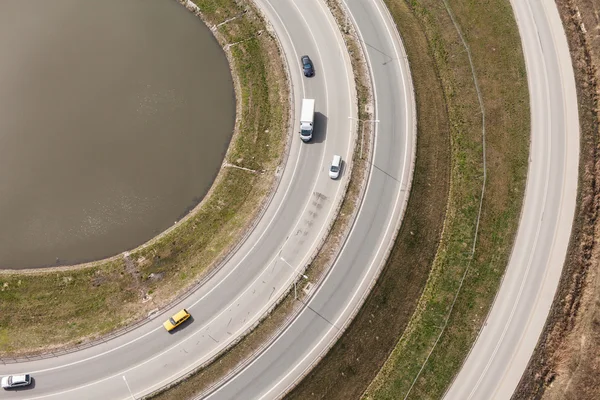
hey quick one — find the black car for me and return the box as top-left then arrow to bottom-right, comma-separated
301,55 -> 314,77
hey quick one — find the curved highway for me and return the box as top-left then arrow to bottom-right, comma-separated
0,0 -> 357,398
445,0 -> 579,399
202,0 -> 416,398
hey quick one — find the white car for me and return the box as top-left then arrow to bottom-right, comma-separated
329,155 -> 342,179
1,374 -> 32,389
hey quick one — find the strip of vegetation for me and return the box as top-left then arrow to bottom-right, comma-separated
285,0 -> 450,398
144,1 -> 373,398
363,0 -> 529,398
514,1 -> 600,399
0,0 -> 289,357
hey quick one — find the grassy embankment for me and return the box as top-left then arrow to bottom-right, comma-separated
364,1 -> 529,399
0,0 -> 288,357
146,0 -> 374,398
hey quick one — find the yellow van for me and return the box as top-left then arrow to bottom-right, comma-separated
163,309 -> 191,332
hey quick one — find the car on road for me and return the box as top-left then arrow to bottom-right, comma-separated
329,155 -> 342,179
163,309 -> 191,332
301,55 -> 314,77
1,374 -> 32,389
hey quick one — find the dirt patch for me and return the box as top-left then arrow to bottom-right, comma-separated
0,0 -> 289,358
513,1 -> 600,399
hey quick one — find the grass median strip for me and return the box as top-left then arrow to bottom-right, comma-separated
285,0 -> 450,398
0,0 -> 288,357
363,0 -> 529,399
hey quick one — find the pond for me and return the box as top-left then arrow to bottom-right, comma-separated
0,0 -> 235,269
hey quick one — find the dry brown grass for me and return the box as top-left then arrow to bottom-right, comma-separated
513,1 -> 600,399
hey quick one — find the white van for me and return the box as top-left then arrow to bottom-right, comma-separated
329,155 -> 342,179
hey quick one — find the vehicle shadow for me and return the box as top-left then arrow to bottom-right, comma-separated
167,315 -> 195,334
307,112 -> 327,144
336,160 -> 345,180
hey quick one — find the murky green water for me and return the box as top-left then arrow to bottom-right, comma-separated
0,0 -> 235,268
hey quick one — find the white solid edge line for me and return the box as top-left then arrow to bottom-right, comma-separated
255,0 -> 412,397
205,0 -> 411,396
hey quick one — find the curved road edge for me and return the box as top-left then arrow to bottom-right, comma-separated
444,0 -> 579,399
275,0 -> 419,392
201,0 -> 418,397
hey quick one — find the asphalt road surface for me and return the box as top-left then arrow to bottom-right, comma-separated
203,0 -> 416,398
444,0 -> 579,399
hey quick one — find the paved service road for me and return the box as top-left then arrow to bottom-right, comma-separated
0,0 -> 356,399
445,0 -> 579,399
203,0 -> 416,398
